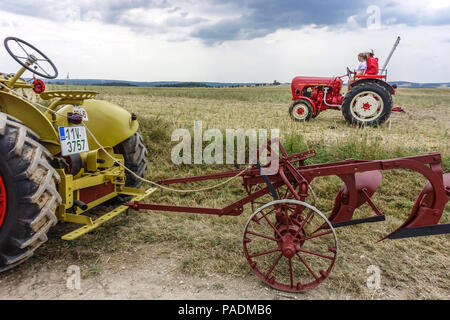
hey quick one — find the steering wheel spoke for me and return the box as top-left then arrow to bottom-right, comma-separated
33,62 -> 52,78
14,40 -> 29,56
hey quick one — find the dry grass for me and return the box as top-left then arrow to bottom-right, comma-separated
31,85 -> 450,299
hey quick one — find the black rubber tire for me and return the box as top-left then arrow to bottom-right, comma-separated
116,132 -> 148,188
342,82 -> 392,127
0,113 -> 61,272
289,100 -> 314,122
312,107 -> 320,118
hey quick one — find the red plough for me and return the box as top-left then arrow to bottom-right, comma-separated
126,140 -> 450,292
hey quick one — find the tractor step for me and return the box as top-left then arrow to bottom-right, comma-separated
61,187 -> 157,241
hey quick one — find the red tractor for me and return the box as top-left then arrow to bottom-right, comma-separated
289,37 -> 403,127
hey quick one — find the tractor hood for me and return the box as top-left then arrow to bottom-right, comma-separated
291,76 -> 343,100
55,99 -> 139,150
291,76 -> 341,87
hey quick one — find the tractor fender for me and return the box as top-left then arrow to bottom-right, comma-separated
0,91 -> 60,154
55,99 -> 139,150
351,78 -> 396,95
294,97 -> 318,116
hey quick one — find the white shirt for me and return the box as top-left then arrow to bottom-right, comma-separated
357,61 -> 367,74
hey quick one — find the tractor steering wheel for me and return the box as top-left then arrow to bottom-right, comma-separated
4,37 -> 58,79
346,67 -> 353,78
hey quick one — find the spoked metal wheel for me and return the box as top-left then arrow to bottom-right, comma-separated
243,199 -> 338,292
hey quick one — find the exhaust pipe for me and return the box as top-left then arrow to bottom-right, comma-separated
382,36 -> 401,71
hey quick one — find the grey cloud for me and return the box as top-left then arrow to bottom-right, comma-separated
1,0 -> 449,44
191,0 -> 371,44
0,0 -> 167,22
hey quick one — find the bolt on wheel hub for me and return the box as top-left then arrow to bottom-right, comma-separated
280,235 -> 297,258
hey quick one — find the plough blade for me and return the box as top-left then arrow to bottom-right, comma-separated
328,171 -> 383,224
385,173 -> 450,239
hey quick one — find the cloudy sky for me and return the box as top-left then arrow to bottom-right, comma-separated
0,0 -> 449,83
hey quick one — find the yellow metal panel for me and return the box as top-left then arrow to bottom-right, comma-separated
63,213 -> 93,225
72,166 -> 123,190
56,169 -> 73,208
86,150 -> 99,172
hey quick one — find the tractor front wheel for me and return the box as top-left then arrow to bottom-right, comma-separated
289,100 -> 314,122
0,114 -> 61,272
342,83 -> 392,126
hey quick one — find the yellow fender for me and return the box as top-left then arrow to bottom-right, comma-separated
0,91 -> 60,154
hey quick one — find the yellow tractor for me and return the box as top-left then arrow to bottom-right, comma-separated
0,37 -> 153,271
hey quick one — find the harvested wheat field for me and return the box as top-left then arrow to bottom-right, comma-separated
0,85 -> 448,300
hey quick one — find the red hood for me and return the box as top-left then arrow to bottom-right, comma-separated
291,76 -> 339,86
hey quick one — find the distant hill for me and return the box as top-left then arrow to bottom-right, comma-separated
392,81 -> 450,88
44,78 -> 450,88
155,82 -> 212,88
45,79 -> 262,88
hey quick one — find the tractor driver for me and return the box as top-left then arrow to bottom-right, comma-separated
365,50 -> 379,75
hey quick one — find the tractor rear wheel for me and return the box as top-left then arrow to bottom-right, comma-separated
342,82 -> 392,126
117,132 -> 148,188
289,100 -> 314,122
0,114 -> 61,272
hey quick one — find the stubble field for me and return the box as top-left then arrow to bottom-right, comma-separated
0,85 -> 448,299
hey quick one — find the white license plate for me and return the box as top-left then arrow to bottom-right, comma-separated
58,126 -> 89,156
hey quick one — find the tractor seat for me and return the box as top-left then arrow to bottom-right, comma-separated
40,90 -> 98,101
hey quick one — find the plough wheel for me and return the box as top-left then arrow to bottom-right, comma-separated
243,199 -> 338,292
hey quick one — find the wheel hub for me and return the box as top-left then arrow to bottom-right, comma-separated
277,221 -> 305,258
354,95 -> 380,117
280,235 -> 297,258
293,105 -> 308,120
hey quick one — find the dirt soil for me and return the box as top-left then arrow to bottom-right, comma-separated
0,244 -> 415,300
